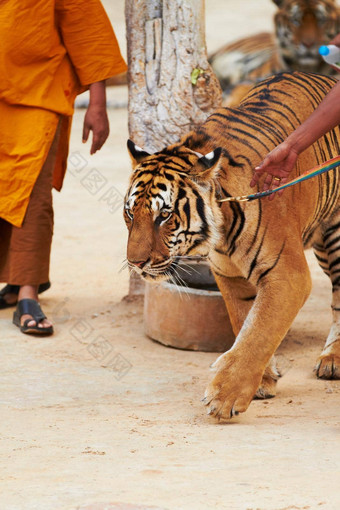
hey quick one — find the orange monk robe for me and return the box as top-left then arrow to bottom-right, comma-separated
0,0 -> 127,227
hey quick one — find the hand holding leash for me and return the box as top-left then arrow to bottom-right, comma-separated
219,155 -> 340,204
250,141 -> 299,200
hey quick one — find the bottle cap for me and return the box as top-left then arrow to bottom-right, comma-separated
319,45 -> 330,56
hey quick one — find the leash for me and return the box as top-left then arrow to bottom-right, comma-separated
218,155 -> 340,203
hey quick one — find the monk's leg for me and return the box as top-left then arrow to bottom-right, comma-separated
0,221 -> 17,305
0,122 -> 60,329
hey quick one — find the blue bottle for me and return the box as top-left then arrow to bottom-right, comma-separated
319,45 -> 340,71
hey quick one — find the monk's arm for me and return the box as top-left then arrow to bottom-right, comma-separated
55,0 -> 127,154
55,0 -> 127,86
285,79 -> 340,154
250,79 -> 340,190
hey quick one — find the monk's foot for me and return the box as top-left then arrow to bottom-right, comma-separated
13,285 -> 54,335
0,284 -> 20,308
5,293 -> 18,305
21,312 -> 53,329
0,282 -> 51,310
1,292 -> 18,306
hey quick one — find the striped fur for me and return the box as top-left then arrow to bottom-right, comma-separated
209,0 -> 340,106
125,72 -> 340,420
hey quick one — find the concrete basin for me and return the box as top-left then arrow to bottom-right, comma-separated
144,260 -> 235,352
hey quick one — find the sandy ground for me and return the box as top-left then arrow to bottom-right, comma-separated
1,1 -> 340,509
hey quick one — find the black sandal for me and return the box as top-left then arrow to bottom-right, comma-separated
0,281 -> 51,309
13,299 -> 54,336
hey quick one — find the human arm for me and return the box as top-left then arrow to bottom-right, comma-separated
82,81 -> 109,154
55,0 -> 127,154
250,78 -> 340,196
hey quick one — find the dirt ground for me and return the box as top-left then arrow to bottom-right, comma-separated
1,1 -> 340,509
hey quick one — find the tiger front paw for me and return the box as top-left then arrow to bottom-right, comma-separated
202,351 -> 263,420
254,360 -> 281,399
315,354 -> 340,379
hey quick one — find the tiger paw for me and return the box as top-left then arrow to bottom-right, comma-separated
202,352 -> 263,420
254,361 -> 281,399
315,354 -> 340,379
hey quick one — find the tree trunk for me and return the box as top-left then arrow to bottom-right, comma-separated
125,0 -> 222,295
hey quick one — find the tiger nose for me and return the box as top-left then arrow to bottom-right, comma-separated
130,258 -> 150,269
302,39 -> 315,49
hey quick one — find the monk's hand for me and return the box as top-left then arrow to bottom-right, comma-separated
82,104 -> 109,155
250,141 -> 298,200
83,81 -> 109,154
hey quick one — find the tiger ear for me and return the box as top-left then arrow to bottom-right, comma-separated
191,148 -> 223,183
127,139 -> 151,168
271,0 -> 283,7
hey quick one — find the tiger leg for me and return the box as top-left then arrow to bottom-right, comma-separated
204,249 -> 312,419
313,233 -> 340,379
212,271 -> 281,398
212,272 -> 255,335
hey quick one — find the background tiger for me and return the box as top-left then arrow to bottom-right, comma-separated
209,0 -> 340,106
124,71 -> 340,420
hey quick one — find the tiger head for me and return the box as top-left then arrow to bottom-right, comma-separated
274,0 -> 340,71
124,140 -> 223,282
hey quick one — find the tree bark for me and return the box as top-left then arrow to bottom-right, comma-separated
125,0 -> 222,295
125,0 -> 222,151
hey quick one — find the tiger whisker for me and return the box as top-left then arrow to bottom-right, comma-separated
169,273 -> 186,300
171,267 -> 190,300
173,275 -> 188,294
174,255 -> 208,260
145,267 -> 170,275
174,263 -> 192,275
176,262 -> 201,276
119,261 -> 129,273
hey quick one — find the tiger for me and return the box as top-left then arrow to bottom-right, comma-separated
124,71 -> 340,420
209,0 -> 340,106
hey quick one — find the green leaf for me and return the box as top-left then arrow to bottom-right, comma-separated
191,68 -> 204,85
